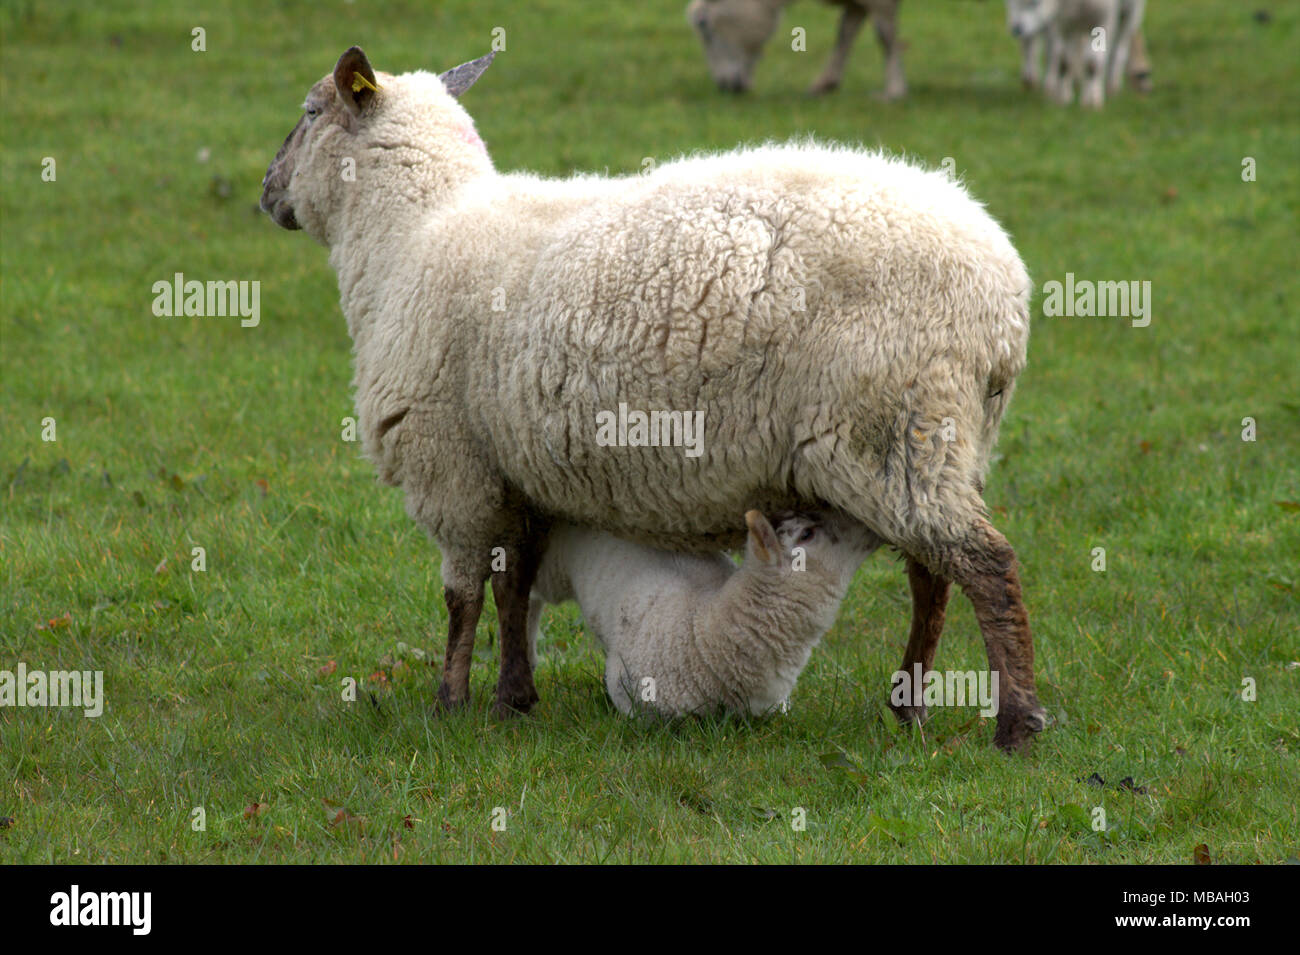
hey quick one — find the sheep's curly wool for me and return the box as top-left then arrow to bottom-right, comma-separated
281,68 -> 1029,569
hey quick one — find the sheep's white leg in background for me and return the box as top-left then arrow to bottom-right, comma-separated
888,557 -> 952,728
1041,29 -> 1063,100
1106,0 -> 1145,96
871,0 -> 907,101
1018,31 -> 1044,89
1080,7 -> 1116,108
488,518 -> 547,717
1052,32 -> 1080,104
809,3 -> 868,95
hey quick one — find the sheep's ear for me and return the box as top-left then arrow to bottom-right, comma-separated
334,46 -> 378,116
439,51 -> 495,98
744,510 -> 781,567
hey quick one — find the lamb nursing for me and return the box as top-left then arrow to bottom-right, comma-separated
531,511 -> 879,717
260,47 -> 1047,751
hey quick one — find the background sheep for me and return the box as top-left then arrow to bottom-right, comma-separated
260,47 -> 1047,751
687,0 -> 906,98
531,510 -> 880,717
1006,0 -> 1148,107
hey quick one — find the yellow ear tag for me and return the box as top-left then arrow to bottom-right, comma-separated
352,72 -> 379,93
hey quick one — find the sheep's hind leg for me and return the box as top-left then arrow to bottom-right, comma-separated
925,518 -> 1046,753
436,574 -> 485,711
490,527 -> 546,718
889,557 -> 951,728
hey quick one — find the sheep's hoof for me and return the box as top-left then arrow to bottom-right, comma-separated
434,681 -> 470,714
993,705 -> 1049,754
888,701 -> 929,728
491,695 -> 537,720
808,77 -> 840,96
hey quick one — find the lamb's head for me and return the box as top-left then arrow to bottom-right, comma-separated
743,509 -> 878,590
260,46 -> 495,242
686,0 -> 782,93
1005,0 -> 1060,38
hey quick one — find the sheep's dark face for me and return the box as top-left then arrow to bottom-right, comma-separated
260,46 -> 379,237
260,46 -> 495,240
686,0 -> 782,93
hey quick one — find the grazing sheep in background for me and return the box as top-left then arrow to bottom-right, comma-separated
530,510 -> 879,717
686,0 -> 906,98
1005,0 -> 1148,107
260,47 -> 1047,751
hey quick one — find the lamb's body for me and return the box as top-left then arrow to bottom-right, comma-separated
261,49 -> 1048,751
531,513 -> 877,716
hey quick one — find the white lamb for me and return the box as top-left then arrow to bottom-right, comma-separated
260,47 -> 1047,751
1005,0 -> 1148,107
530,510 -> 879,717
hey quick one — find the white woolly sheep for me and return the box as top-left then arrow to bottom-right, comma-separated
687,0 -> 905,98
260,47 -> 1047,751
530,510 -> 879,717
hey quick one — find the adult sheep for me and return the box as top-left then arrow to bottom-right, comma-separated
260,46 -> 1047,751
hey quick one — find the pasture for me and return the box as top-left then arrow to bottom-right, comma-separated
1,0 -> 1297,863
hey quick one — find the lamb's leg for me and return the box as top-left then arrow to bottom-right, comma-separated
889,557 -> 951,727
436,573 -> 485,710
809,4 -> 867,95
871,0 -> 906,101
930,519 -> 1045,753
1019,32 -> 1043,90
490,529 -> 545,718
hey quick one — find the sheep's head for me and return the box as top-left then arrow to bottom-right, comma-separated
260,46 -> 495,240
744,510 -> 878,584
686,0 -> 782,93
1005,0 -> 1059,39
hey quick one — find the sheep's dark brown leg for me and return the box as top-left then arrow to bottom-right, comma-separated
436,581 -> 483,710
490,526 -> 546,718
889,557 -> 951,727
943,520 -> 1045,753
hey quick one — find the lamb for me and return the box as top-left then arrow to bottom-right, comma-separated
686,0 -> 905,98
259,46 -> 1048,751
530,510 -> 880,717
1005,0 -> 1148,107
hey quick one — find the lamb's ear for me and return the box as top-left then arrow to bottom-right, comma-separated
439,51 -> 495,98
745,510 -> 782,567
334,46 -> 378,116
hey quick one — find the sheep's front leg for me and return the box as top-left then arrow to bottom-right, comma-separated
809,4 -> 867,95
889,557 -> 951,727
490,526 -> 546,718
436,568 -> 485,710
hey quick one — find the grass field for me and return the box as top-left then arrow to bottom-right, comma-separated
1,0 -> 1297,863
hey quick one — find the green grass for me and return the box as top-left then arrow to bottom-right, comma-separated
2,0 -> 1297,863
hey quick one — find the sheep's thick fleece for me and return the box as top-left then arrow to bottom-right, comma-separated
316,73 -> 1030,563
